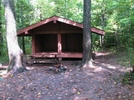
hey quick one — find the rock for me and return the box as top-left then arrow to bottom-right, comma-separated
58,65 -> 68,73
46,65 -> 68,74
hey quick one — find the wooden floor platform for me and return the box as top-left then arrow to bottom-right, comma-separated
29,52 -> 82,58
27,52 -> 82,64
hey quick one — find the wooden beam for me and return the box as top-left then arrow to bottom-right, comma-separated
91,27 -> 105,35
58,34 -> 62,54
31,30 -> 83,34
57,52 -> 82,58
53,18 -> 57,23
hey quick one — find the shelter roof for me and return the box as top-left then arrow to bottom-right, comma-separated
17,16 -> 105,36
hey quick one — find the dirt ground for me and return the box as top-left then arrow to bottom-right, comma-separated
0,52 -> 134,100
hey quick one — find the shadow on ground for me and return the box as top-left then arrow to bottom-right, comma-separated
0,52 -> 133,100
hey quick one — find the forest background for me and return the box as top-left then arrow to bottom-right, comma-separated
0,0 -> 134,68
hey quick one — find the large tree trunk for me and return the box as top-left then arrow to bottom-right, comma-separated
80,0 -> 93,68
0,0 -> 3,56
3,0 -> 26,74
100,0 -> 105,49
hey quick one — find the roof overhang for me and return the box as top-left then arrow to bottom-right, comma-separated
17,16 -> 105,36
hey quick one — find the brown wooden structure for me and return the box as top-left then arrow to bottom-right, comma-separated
17,16 -> 105,61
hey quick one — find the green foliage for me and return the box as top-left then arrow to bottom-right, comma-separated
0,55 -> 9,64
15,0 -> 34,29
0,1 -> 5,57
18,37 -> 32,54
92,34 -> 102,52
126,48 -> 134,73
24,37 -> 32,54
117,49 -> 134,72
117,55 -> 129,67
122,72 -> 134,85
103,32 -> 116,48
28,0 -> 83,23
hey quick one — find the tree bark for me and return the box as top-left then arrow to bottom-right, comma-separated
22,37 -> 26,54
3,0 -> 26,74
100,13 -> 104,50
0,0 -> 3,56
80,0 -> 93,68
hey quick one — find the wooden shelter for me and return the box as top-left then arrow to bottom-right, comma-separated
17,16 -> 105,61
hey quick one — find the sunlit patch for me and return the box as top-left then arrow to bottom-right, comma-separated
101,63 -> 116,70
0,64 -> 8,76
26,67 -> 35,70
50,2 -> 55,6
107,65 -> 116,69
73,23 -> 76,26
74,96 -> 89,100
0,70 -> 7,76
95,52 -> 110,56
94,67 -> 103,72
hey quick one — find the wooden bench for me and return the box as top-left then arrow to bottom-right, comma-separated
27,54 -> 59,65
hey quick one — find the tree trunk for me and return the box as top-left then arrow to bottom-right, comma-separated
80,0 -> 93,68
115,31 -> 120,50
100,13 -> 104,50
100,0 -> 105,50
3,0 -> 26,74
22,37 -> 26,54
0,0 -> 3,56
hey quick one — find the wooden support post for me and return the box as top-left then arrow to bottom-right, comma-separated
57,22 -> 62,61
58,34 -> 62,61
58,34 -> 62,55
32,35 -> 35,54
58,34 -> 62,54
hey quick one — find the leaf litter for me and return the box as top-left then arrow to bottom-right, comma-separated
0,52 -> 134,100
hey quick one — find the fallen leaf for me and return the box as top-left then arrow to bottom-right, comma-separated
10,74 -> 14,78
46,86 -> 49,89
